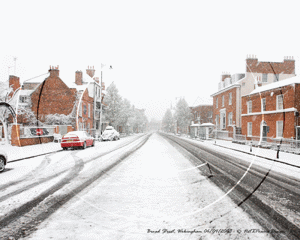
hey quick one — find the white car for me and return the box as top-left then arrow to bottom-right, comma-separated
0,149 -> 8,173
101,126 -> 120,141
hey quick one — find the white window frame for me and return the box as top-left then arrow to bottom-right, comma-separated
229,92 -> 232,105
276,94 -> 283,110
222,95 -> 225,107
262,74 -> 268,83
261,98 -> 266,112
247,122 -> 252,136
276,121 -> 283,138
216,114 -> 219,129
79,104 -> 82,117
88,104 -> 91,118
228,112 -> 233,125
216,98 -> 218,109
247,101 -> 252,114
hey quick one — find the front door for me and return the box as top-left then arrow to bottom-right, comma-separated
262,125 -> 268,142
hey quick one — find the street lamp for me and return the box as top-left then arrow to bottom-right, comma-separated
99,64 -> 113,134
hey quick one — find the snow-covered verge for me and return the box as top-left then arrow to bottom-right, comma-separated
174,134 -> 300,181
25,134 -> 275,240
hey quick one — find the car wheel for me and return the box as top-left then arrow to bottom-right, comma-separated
0,157 -> 6,172
92,140 -> 95,147
82,141 -> 86,149
62,147 -> 67,150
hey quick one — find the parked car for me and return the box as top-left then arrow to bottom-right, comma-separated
0,150 -> 8,173
61,131 -> 95,150
101,126 -> 120,141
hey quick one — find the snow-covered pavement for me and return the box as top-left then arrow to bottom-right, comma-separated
177,135 -> 300,181
25,133 -> 274,240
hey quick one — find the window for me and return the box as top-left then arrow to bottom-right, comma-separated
261,98 -> 266,112
216,115 -> 219,128
216,98 -> 218,108
228,112 -> 233,125
229,92 -> 232,105
262,74 -> 268,83
222,95 -> 225,107
276,95 -> 283,110
274,74 -> 279,82
19,96 -> 27,103
83,104 -> 87,115
88,104 -> 91,118
247,101 -> 252,113
207,111 -> 212,118
247,122 -> 252,136
79,104 -> 82,117
276,121 -> 283,138
87,123 -> 90,130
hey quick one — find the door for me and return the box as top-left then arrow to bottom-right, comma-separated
262,126 -> 268,142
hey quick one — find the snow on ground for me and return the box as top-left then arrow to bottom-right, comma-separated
26,133 -> 274,240
179,135 -> 300,181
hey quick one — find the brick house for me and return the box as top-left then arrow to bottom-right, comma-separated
190,104 -> 213,124
9,66 -> 105,139
211,56 -> 296,136
242,76 -> 300,142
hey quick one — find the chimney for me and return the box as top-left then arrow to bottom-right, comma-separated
94,77 -> 99,84
49,65 -> 60,77
86,66 -> 95,78
221,72 -> 231,82
75,71 -> 83,85
246,55 -> 258,73
9,75 -> 21,98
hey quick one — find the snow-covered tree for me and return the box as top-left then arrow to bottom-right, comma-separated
0,80 -> 14,143
45,113 -> 73,125
128,106 -> 148,133
162,108 -> 173,132
119,98 -> 133,134
103,82 -> 123,129
174,98 -> 193,134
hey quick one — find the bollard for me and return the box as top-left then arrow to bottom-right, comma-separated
277,144 -> 280,159
250,141 -> 252,152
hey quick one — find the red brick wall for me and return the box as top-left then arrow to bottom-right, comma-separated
10,124 -> 54,146
77,89 -> 94,130
31,69 -> 76,122
9,75 -> 20,98
191,105 -> 213,124
246,58 -> 295,74
213,87 -> 237,130
242,84 -> 299,138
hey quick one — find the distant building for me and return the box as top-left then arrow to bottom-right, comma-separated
211,56 -> 296,135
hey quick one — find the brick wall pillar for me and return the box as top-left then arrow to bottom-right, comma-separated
54,125 -> 59,134
67,125 -> 73,133
11,124 -> 21,147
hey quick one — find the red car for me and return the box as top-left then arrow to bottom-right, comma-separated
61,131 -> 95,150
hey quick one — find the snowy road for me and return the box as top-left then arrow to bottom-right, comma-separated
25,133 -> 274,240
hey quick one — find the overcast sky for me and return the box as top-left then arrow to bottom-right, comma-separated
1,0 -> 299,120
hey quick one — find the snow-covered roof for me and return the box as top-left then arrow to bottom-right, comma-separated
191,97 -> 213,107
69,72 -> 98,92
19,89 -> 33,96
190,123 -> 201,127
24,73 -> 50,83
200,123 -> 214,127
250,76 -> 300,95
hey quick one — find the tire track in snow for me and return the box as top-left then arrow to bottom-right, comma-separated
161,133 -> 300,240
0,134 -> 149,240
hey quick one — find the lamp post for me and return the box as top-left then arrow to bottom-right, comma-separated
99,64 -> 112,135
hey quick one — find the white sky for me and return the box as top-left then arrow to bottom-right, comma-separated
1,0 -> 300,121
